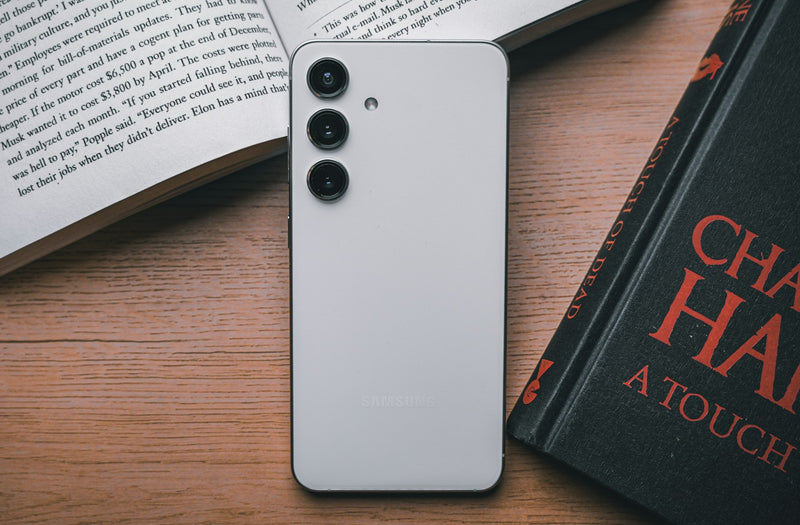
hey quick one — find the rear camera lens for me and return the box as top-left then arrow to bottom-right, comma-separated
308,58 -> 348,98
307,160 -> 349,201
307,109 -> 348,149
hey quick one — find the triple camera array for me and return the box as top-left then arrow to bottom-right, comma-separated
306,58 -> 349,201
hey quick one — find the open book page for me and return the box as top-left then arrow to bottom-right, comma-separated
265,0 -> 582,53
0,0 -> 289,260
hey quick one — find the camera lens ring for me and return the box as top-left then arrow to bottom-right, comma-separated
307,109 -> 349,150
307,58 -> 348,98
307,160 -> 349,201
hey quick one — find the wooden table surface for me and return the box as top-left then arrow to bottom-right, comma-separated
1,1 -> 733,523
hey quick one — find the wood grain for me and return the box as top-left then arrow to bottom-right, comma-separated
0,1 -> 731,523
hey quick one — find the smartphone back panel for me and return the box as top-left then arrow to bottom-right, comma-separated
290,41 -> 508,491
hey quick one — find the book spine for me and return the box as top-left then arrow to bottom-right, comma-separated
507,0 -> 771,449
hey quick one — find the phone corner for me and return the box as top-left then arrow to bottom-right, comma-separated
288,40 -> 313,66
471,458 -> 505,494
477,40 -> 510,80
290,460 -> 326,493
288,39 -> 324,77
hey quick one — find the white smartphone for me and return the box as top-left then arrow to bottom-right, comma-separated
289,40 -> 508,492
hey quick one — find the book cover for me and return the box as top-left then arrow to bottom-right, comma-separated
507,1 -> 800,523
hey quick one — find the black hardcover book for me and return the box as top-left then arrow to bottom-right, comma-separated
507,1 -> 800,523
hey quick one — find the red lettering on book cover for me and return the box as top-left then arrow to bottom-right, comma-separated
649,268 -> 745,359
691,54 -> 724,82
721,1 -> 752,27
660,376 -> 689,409
650,267 -> 800,414
692,214 -> 800,312
522,359 -> 554,404
623,367 -> 797,473
709,403 -> 743,438
623,364 -> 649,395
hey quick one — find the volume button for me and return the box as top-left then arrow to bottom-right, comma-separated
287,126 -> 291,184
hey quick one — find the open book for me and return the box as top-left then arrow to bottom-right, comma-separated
0,0 -> 634,275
